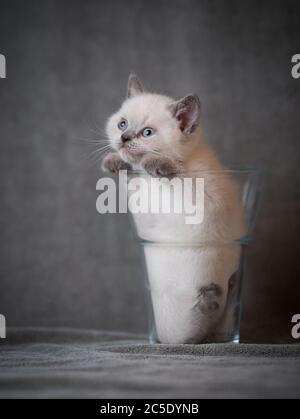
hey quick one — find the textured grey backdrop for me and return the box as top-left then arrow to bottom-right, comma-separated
0,0 -> 299,342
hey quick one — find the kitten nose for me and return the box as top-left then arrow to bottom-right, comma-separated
121,134 -> 131,143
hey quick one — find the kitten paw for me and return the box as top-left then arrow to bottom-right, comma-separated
197,283 -> 223,314
101,153 -> 132,173
141,157 -> 179,177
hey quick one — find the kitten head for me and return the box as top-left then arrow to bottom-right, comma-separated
106,73 -> 201,164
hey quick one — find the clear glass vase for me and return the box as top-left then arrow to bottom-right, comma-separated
124,167 -> 264,344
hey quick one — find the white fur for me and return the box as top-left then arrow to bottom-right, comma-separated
106,87 -> 245,343
106,93 -> 190,166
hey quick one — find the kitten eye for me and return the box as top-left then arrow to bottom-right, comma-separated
142,127 -> 154,138
118,119 -> 128,131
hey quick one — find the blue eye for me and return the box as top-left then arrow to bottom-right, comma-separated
142,127 -> 154,138
118,119 -> 128,130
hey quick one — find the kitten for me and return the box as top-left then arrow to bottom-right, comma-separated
103,73 -> 204,176
103,74 -> 245,344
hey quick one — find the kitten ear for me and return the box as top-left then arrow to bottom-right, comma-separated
169,94 -> 201,134
127,73 -> 144,98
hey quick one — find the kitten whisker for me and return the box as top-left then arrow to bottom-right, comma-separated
88,144 -> 112,159
88,147 -> 112,166
82,116 -> 107,137
90,119 -> 107,137
73,137 -> 110,144
87,126 -> 104,137
145,147 -> 168,160
87,121 -> 109,139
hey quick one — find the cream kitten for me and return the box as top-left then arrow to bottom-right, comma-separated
102,74 -> 245,344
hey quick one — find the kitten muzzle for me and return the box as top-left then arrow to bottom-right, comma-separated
121,133 -> 132,143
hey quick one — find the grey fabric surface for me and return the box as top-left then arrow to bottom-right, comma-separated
0,328 -> 300,399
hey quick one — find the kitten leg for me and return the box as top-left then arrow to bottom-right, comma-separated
102,152 -> 132,173
146,245 -> 238,344
183,282 -> 227,344
197,283 -> 223,315
141,156 -> 181,177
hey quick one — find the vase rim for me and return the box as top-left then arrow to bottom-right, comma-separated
126,164 -> 265,176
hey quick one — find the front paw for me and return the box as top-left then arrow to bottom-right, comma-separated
141,157 -> 179,177
101,153 -> 132,173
